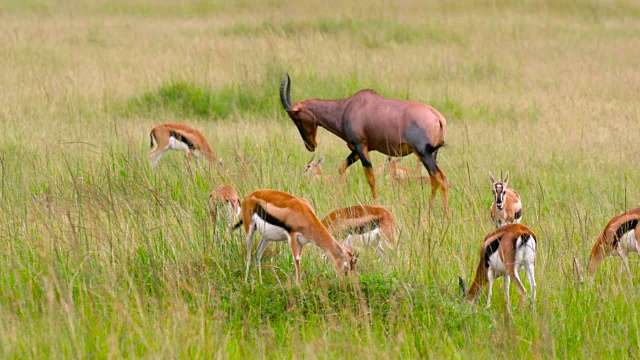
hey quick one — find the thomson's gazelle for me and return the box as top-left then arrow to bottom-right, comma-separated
148,123 -> 217,167
209,184 -> 241,226
321,205 -> 397,258
489,171 -> 522,228
587,208 -> 640,280
459,223 -> 537,309
233,189 -> 357,283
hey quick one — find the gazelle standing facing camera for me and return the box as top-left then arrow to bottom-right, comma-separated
489,171 -> 522,228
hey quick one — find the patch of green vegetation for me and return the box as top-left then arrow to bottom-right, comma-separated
126,80 -> 276,120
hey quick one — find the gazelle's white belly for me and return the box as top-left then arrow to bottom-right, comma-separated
347,228 -> 382,246
169,137 -> 190,152
253,214 -> 289,242
620,229 -> 639,254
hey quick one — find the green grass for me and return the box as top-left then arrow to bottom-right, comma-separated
1,0 -> 640,358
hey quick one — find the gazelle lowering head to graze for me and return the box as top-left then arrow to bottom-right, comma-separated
148,123 -> 218,168
209,184 -> 241,226
489,171 -> 522,228
233,189 -> 357,283
321,205 -> 397,258
587,208 -> 640,280
459,223 -> 537,309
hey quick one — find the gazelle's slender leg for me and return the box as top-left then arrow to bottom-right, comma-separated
525,262 -> 537,306
289,233 -> 303,283
244,222 -> 257,283
255,237 -> 271,284
486,268 -> 495,308
503,274 -> 511,309
507,265 -> 528,308
619,250 -> 633,285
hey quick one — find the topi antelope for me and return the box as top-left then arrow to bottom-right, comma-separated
489,171 -> 522,228
209,184 -> 242,226
233,189 -> 356,283
321,205 -> 397,258
148,123 -> 218,168
280,73 -> 449,209
587,208 -> 640,280
459,223 -> 537,309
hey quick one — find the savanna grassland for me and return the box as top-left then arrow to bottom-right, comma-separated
1,0 -> 640,358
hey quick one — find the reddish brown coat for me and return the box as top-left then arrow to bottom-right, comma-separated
588,208 -> 640,278
238,189 -> 356,283
148,123 -> 216,167
280,74 -> 449,208
462,224 -> 537,308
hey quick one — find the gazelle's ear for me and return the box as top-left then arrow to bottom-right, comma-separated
385,157 -> 392,165
344,235 -> 354,251
317,156 -> 324,165
489,171 -> 495,185
503,171 -> 509,186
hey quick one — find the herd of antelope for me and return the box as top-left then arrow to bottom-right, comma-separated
146,73 -> 639,310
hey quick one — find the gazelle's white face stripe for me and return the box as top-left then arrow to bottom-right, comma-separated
492,183 -> 506,210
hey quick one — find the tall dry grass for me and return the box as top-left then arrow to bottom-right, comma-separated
0,0 -> 639,357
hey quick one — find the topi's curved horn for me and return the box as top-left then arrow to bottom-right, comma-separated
286,73 -> 291,108
280,73 -> 291,110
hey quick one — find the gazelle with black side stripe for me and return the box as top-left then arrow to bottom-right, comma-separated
490,171 -> 522,228
233,189 -> 357,283
148,123 -> 218,168
587,208 -> 640,280
321,205 -> 397,258
459,224 -> 537,309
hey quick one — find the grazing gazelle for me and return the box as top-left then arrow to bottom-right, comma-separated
148,123 -> 217,167
321,205 -> 397,258
587,208 -> 640,280
489,171 -> 522,228
280,73 -> 449,209
459,223 -> 537,309
208,184 -> 241,226
233,189 -> 357,283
